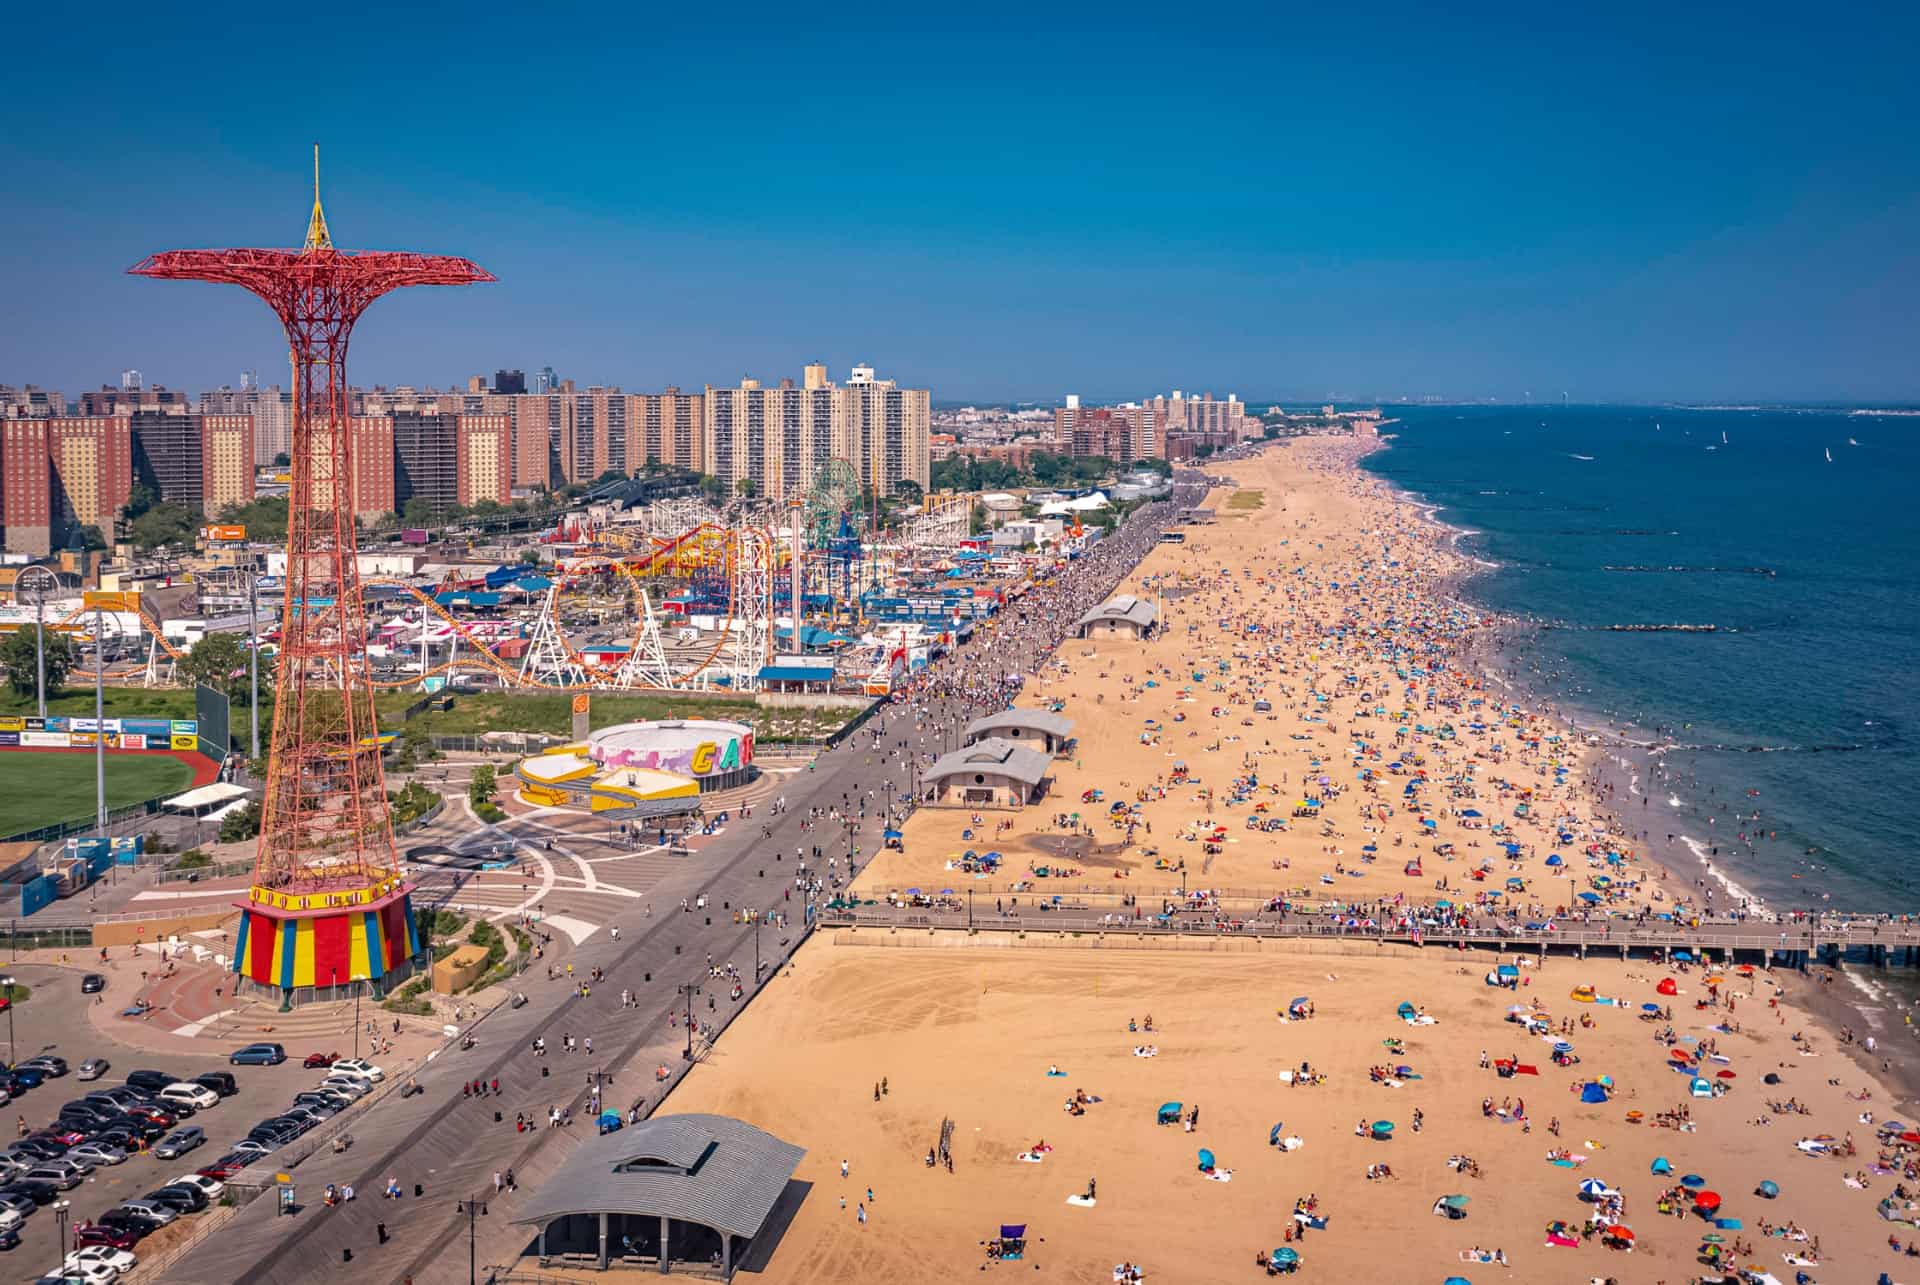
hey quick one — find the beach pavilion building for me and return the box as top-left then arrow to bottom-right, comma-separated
1074,594 -> 1159,641
922,737 -> 1054,808
511,1113 -> 804,1277
962,708 -> 1076,757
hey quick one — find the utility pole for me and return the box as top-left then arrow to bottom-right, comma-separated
247,570 -> 261,762
94,599 -> 106,834
18,566 -> 55,720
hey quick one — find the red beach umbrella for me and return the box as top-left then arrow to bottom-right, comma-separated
1693,1191 -> 1722,1211
1716,1070 -> 1736,1079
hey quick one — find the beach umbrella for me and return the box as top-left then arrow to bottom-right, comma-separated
1641,1002 -> 1662,1013
1439,1194 -> 1470,1209
1902,1132 -> 1920,1145
1700,1232 -> 1726,1244
1756,1180 -> 1779,1198
1272,1247 -> 1299,1267
1680,1174 -> 1706,1188
1371,1120 -> 1395,1136
1693,1191 -> 1722,1211
1650,1157 -> 1672,1175
1443,1278 -> 1472,1285
882,829 -> 903,840
1545,854 -> 1563,867
1717,1070 -> 1736,1079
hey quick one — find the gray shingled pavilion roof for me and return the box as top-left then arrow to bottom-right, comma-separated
1075,594 -> 1159,630
509,1113 -> 804,1239
964,708 -> 1076,743
923,737 -> 1054,788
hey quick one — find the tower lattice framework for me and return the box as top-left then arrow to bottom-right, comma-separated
130,150 -> 492,998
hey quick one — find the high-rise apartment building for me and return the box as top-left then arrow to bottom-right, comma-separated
0,418 -> 52,555
627,388 -> 705,474
1144,390 -> 1247,441
503,393 -> 556,489
494,369 -> 526,395
457,413 -> 512,507
79,384 -> 187,417
129,408 -> 257,514
200,383 -> 291,465
705,364 -> 929,500
46,416 -> 133,544
1053,394 -> 1081,451
346,408 -> 511,519
0,385 -> 65,419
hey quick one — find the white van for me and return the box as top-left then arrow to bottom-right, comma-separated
158,1082 -> 219,1112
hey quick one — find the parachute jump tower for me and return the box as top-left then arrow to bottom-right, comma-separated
130,151 -> 494,1005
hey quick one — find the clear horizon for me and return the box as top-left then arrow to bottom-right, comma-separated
3,2 -> 1916,405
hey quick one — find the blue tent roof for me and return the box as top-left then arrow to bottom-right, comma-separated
758,663 -> 835,683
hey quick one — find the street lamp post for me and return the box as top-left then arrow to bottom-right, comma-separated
93,600 -> 105,835
17,566 -> 55,720
0,975 -> 13,1064
247,570 -> 261,763
54,1198 -> 70,1266
678,983 -> 700,1061
455,1194 -> 487,1285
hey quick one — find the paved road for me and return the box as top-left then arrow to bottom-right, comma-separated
160,493 -> 1193,1284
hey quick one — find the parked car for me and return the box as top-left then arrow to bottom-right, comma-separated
152,1127 -> 204,1160
18,1056 -> 68,1079
123,1071 -> 174,1094
48,1262 -> 113,1285
191,1072 -> 238,1098
0,1191 -> 35,1220
158,1082 -> 218,1112
111,1200 -> 177,1227
228,1043 -> 285,1066
39,1126 -> 86,1147
328,1058 -> 384,1082
8,1140 -> 65,1162
317,1076 -> 370,1100
226,1139 -> 274,1158
68,1245 -> 137,1277
302,1052 -> 338,1069
72,1222 -> 141,1251
168,1172 -> 224,1200
5,1067 -> 45,1090
90,1208 -> 155,1239
68,1144 -> 128,1168
0,1179 -> 58,1205
194,1154 -> 249,1179
0,1204 -> 19,1233
91,1088 -> 152,1110
22,1163 -> 86,1191
77,1059 -> 110,1083
80,975 -> 107,995
142,1183 -> 207,1214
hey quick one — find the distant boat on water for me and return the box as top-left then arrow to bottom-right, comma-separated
1722,431 -> 1728,445
1570,454 -> 1595,462
1825,447 -> 1833,463
1848,437 -> 1859,446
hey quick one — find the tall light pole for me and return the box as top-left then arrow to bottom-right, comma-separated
53,1198 -> 71,1266
247,570 -> 261,763
678,982 -> 700,1061
93,599 -> 106,834
0,975 -> 14,1064
17,567 -> 56,720
455,1194 -> 487,1285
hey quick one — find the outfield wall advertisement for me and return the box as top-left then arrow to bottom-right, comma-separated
0,715 -> 197,753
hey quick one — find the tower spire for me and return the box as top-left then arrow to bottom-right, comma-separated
304,143 -> 332,252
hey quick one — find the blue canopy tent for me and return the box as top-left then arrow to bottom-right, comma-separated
1396,1001 -> 1418,1021
1157,1102 -> 1184,1125
1756,1179 -> 1779,1198
1197,1148 -> 1216,1170
1269,1246 -> 1300,1272
1650,1156 -> 1673,1175
1580,1082 -> 1609,1104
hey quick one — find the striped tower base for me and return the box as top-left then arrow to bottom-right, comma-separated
231,879 -> 421,1006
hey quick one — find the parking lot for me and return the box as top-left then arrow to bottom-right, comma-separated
0,963 -> 376,1280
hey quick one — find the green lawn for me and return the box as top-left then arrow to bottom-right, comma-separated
0,750 -> 197,838
0,688 -> 199,719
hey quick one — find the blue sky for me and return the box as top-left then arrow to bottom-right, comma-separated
3,1 -> 1916,403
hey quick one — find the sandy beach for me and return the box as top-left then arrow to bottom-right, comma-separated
658,435 -> 1919,1284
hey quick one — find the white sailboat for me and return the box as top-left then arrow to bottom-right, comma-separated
1825,447 -> 1833,463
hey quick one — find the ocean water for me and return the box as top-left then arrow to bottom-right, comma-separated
1360,405 -> 1919,912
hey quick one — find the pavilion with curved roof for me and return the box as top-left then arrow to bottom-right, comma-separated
512,1112 -> 805,1276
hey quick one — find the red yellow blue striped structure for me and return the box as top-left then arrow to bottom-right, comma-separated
232,885 -> 420,990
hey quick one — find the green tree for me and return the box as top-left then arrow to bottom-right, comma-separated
71,525 -> 107,552
468,764 -> 497,809
892,478 -> 923,504
127,502 -> 199,550
218,798 -> 262,844
519,549 -> 541,565
735,477 -> 757,498
218,496 -> 289,543
178,631 -> 271,706
0,628 -> 73,699
596,468 -> 627,485
121,481 -> 159,523
400,497 -> 437,528
272,452 -> 291,468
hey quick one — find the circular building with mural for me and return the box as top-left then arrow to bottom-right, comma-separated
515,719 -> 756,817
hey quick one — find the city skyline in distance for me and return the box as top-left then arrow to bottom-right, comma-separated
3,4 -> 1917,404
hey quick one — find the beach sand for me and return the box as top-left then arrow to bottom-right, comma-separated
854,437 -> 1670,925
646,436 -> 1916,1284
668,937 -> 1897,1283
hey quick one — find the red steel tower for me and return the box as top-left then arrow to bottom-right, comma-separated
130,150 -> 493,1003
